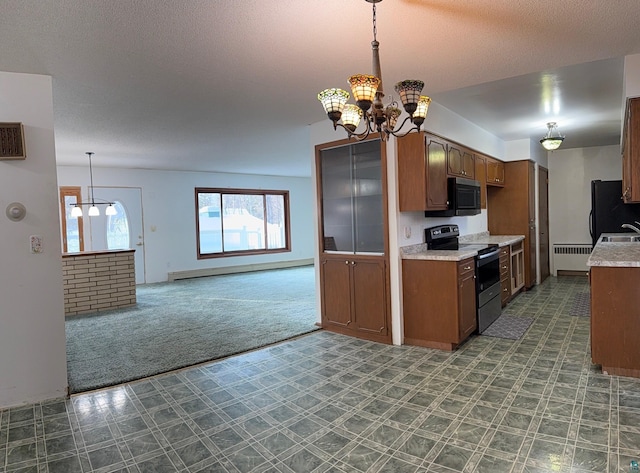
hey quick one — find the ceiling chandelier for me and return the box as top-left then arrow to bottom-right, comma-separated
540,122 -> 565,151
317,0 -> 430,142
70,152 -> 116,217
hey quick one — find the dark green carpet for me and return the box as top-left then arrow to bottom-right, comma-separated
65,266 -> 318,393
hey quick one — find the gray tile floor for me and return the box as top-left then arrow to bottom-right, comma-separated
2,276 -> 640,472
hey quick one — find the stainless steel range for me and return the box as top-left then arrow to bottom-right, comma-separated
425,225 -> 502,333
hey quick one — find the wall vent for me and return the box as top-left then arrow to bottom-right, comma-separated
0,123 -> 26,159
552,244 -> 592,276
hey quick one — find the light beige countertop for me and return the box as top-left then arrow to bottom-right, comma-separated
401,243 -> 478,262
401,234 -> 525,261
587,233 -> 640,268
461,234 -> 525,247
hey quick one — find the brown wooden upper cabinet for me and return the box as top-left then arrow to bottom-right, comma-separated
397,131 -> 505,212
447,143 -> 475,179
474,154 -> 487,209
622,97 -> 640,203
397,132 -> 449,212
486,156 -> 505,187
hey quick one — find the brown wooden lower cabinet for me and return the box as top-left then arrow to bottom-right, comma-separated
590,266 -> 640,378
320,255 -> 391,344
499,246 -> 511,307
402,258 -> 476,351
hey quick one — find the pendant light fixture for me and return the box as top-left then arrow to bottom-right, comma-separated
70,152 -> 117,217
540,122 -> 565,151
317,0 -> 430,141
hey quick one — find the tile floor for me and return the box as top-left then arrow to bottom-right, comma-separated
2,276 -> 640,473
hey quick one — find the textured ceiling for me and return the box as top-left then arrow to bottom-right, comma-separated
1,0 -> 639,177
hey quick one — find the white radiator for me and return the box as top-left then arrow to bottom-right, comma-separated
552,244 -> 592,276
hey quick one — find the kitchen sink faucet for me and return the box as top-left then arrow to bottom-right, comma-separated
621,221 -> 640,234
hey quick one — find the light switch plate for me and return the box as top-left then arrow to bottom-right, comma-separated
30,235 -> 43,254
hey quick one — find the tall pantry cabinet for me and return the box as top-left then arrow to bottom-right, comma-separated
315,137 -> 392,344
487,160 -> 546,289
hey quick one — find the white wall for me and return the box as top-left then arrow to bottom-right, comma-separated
0,72 -> 67,408
504,138 -> 548,167
548,145 -> 622,249
623,54 -> 640,100
57,166 -> 315,284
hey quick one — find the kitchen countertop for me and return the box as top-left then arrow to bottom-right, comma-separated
587,233 -> 640,268
466,234 -> 525,247
401,234 -> 525,261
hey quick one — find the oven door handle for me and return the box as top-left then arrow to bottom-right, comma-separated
476,249 -> 500,261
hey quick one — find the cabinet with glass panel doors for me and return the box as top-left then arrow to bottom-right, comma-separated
315,136 -> 391,344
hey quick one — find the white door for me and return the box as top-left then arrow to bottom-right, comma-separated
89,187 -> 146,284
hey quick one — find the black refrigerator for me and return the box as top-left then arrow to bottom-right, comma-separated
590,180 -> 640,246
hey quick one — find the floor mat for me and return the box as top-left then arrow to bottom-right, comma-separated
569,292 -> 590,316
481,314 -> 533,340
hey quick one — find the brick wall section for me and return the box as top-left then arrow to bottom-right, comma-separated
63,250 -> 136,316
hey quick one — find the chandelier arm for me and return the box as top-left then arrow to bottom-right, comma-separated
385,126 -> 419,139
335,123 -> 373,141
382,117 -> 422,139
70,201 -> 115,207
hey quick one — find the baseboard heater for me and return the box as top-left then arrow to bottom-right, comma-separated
552,244 -> 592,276
167,258 -> 314,281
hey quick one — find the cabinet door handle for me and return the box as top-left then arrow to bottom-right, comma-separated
351,261 -> 356,265
463,266 -> 472,270
503,288 -> 508,292
345,261 -> 349,265
502,265 -> 508,269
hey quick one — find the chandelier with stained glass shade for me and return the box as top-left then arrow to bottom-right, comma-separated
317,0 -> 430,141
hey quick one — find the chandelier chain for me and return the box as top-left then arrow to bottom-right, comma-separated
372,2 -> 377,42
87,152 -> 96,204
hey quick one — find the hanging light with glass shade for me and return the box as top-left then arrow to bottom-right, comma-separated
317,0 -> 431,141
70,152 -> 117,217
540,122 -> 565,151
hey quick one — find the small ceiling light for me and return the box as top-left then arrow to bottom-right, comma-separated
71,205 -> 83,218
317,0 -> 430,141
540,122 -> 565,151
69,152 -> 116,217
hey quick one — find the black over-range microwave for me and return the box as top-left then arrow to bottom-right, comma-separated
424,177 -> 481,217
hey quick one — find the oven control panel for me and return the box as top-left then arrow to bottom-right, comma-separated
425,224 -> 459,243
